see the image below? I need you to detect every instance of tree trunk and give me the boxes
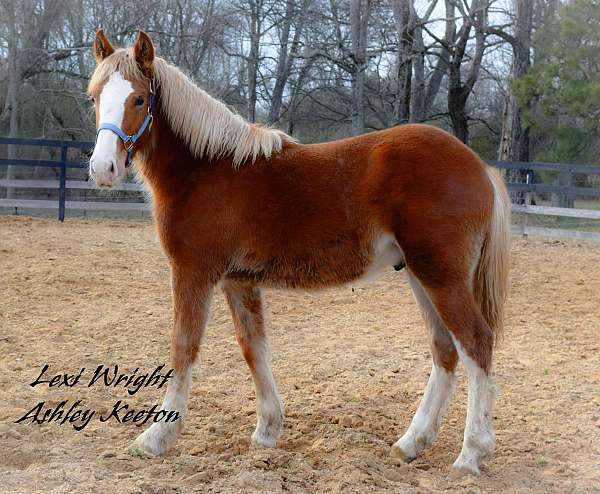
[448,91,470,143]
[446,0,487,144]
[287,57,314,136]
[409,1,438,122]
[350,0,370,135]
[74,0,87,92]
[503,0,533,204]
[551,173,574,208]
[268,0,310,125]
[247,0,261,123]
[5,1,20,199]
[411,22,426,122]
[267,0,293,125]
[510,0,532,163]
[392,0,413,125]
[424,0,455,117]
[498,89,512,161]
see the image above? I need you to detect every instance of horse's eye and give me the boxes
[90,97,95,103]
[135,96,144,107]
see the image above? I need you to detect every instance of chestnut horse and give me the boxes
[88,30,510,477]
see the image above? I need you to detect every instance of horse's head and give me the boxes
[88,30,156,187]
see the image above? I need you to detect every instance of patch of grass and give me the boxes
[350,393,361,403]
[128,446,147,458]
[513,212,600,233]
[512,197,600,233]
[575,200,600,211]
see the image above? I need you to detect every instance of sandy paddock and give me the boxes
[0,216,599,493]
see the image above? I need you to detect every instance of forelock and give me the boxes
[88,48,146,95]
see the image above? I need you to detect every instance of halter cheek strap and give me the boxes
[95,80,155,168]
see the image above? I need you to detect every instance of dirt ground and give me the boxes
[1,215,599,493]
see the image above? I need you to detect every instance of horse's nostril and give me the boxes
[109,162,114,174]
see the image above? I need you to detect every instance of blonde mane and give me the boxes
[89,49,292,167]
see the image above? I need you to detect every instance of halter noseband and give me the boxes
[95,79,155,167]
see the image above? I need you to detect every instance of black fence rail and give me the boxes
[1,137,599,240]
[490,159,600,175]
[490,159,600,200]
[0,137,93,221]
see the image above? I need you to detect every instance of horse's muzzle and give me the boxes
[90,158,118,188]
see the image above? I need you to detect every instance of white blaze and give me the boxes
[90,72,134,183]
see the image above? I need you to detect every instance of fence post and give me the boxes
[58,145,67,222]
[521,169,533,237]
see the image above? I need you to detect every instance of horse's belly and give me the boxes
[226,233,404,289]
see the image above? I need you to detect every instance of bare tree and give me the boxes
[445,0,489,143]
[492,0,533,164]
[267,0,311,125]
[246,0,264,122]
[396,0,437,123]
[392,0,413,124]
[349,0,371,135]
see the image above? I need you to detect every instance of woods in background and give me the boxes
[0,0,598,165]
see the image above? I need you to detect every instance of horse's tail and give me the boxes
[475,166,511,344]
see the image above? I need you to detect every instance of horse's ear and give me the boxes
[94,29,114,64]
[133,31,155,76]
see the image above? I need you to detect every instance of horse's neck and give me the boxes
[137,111,211,200]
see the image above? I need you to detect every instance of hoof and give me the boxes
[131,423,180,457]
[251,410,283,449]
[451,434,493,478]
[390,444,416,463]
[251,431,277,448]
[130,431,164,457]
[391,431,429,463]
[450,459,481,479]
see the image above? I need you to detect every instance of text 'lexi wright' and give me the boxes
[14,364,178,432]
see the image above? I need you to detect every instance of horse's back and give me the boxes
[298,123,494,231]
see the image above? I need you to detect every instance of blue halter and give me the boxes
[95,79,155,167]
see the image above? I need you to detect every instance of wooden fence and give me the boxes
[491,160,600,241]
[1,137,600,240]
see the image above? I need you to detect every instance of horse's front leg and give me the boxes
[132,266,214,456]
[222,281,284,448]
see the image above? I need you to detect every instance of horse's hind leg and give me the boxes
[223,281,284,448]
[435,285,496,476]
[409,266,496,476]
[132,266,213,456]
[391,273,458,462]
